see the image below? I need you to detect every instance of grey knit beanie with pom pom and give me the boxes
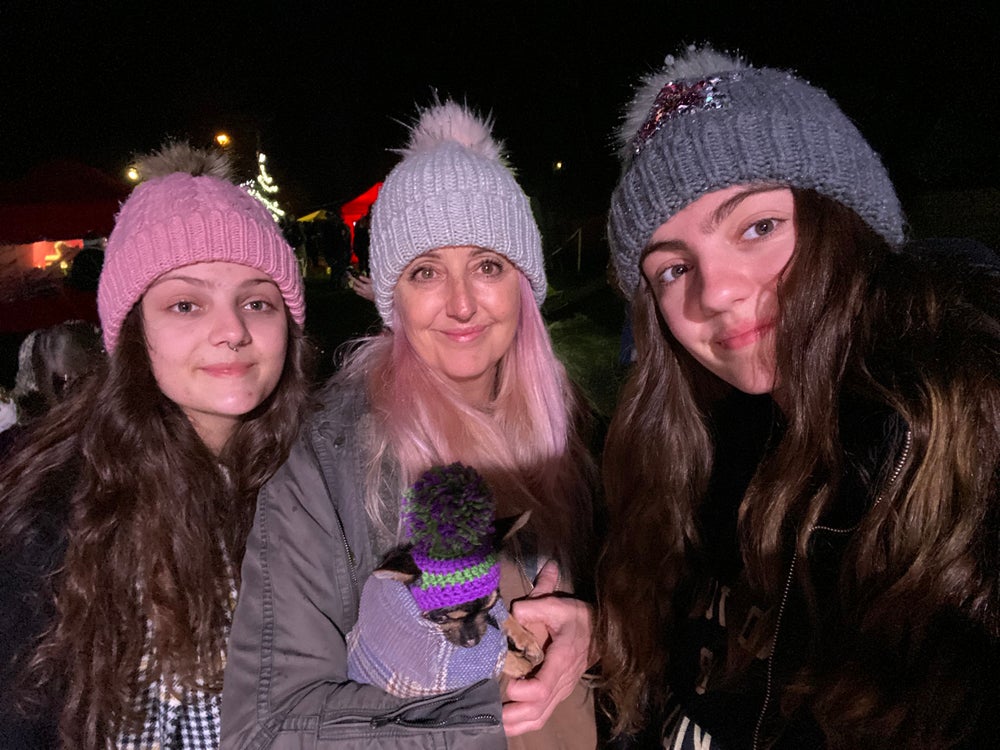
[369,100,546,325]
[608,46,905,299]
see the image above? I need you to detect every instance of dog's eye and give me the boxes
[429,613,451,624]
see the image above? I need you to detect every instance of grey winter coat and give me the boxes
[221,374,506,749]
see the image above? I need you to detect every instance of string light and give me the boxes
[244,151,286,220]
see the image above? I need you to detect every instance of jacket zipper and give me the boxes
[309,427,359,599]
[365,683,501,729]
[370,712,500,729]
[751,429,912,750]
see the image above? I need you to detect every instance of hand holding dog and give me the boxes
[502,560,595,736]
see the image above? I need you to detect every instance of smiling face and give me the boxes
[140,261,289,454]
[394,245,522,405]
[641,185,796,395]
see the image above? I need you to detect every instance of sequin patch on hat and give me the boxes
[632,76,728,155]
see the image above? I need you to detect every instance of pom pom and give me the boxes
[404,463,495,560]
[618,44,747,160]
[400,99,507,165]
[133,141,233,183]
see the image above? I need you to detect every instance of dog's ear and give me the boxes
[494,510,531,547]
[373,545,421,584]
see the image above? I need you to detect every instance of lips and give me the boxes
[201,362,253,377]
[442,326,486,343]
[717,321,774,350]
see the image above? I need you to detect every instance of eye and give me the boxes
[659,264,690,285]
[478,258,505,276]
[742,218,778,240]
[408,265,437,281]
[244,299,275,312]
[169,300,197,314]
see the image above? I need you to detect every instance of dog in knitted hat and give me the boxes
[346,463,543,698]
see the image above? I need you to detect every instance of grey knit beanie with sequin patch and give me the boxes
[369,99,546,325]
[608,46,906,299]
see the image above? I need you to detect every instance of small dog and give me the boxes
[372,513,544,672]
[346,463,543,697]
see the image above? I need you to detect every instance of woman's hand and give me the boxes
[348,272,374,302]
[502,560,595,736]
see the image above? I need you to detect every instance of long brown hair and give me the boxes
[597,189,1000,746]
[0,305,313,747]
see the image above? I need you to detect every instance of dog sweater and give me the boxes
[347,575,508,697]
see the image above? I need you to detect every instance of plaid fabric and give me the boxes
[347,575,507,698]
[116,576,234,749]
[117,676,220,750]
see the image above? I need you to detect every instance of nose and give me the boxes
[693,257,753,315]
[211,304,251,350]
[460,621,483,648]
[445,273,476,321]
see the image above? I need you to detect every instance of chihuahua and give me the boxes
[372,510,543,679]
[346,463,544,697]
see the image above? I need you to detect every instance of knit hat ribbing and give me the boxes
[97,143,305,352]
[403,463,500,611]
[608,46,906,299]
[369,100,546,325]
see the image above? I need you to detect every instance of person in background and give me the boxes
[597,46,999,749]
[346,266,375,302]
[0,388,15,438]
[1,319,103,459]
[9,319,103,422]
[65,232,105,292]
[352,207,371,275]
[0,142,312,749]
[223,99,598,749]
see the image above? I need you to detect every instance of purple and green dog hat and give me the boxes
[403,462,500,611]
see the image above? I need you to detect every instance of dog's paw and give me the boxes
[502,618,545,668]
[520,637,544,667]
[502,650,537,679]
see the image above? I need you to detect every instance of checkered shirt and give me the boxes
[115,577,234,749]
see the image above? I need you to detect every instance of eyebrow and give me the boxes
[701,185,786,234]
[419,246,497,259]
[641,184,788,259]
[148,274,277,289]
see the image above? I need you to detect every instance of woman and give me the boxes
[1,320,104,460]
[1,320,103,457]
[223,100,597,749]
[597,47,999,749]
[0,143,312,748]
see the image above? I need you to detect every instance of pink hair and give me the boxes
[350,274,591,573]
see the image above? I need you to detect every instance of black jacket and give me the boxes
[0,461,72,749]
[653,240,1000,749]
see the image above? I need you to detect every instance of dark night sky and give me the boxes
[2,1,997,224]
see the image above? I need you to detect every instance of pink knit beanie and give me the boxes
[97,143,305,352]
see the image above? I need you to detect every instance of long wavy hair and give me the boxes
[0,304,313,748]
[597,189,1000,747]
[341,273,595,584]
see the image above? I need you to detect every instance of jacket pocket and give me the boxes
[316,680,504,748]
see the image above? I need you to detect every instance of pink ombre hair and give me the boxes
[344,274,593,577]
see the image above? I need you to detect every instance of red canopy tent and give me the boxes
[339,182,381,241]
[0,160,128,245]
[0,161,125,332]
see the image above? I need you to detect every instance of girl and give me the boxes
[0,143,312,748]
[598,47,999,749]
